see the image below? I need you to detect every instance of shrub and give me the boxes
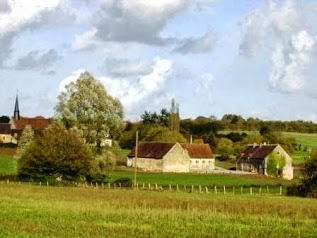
[18,123,94,181]
[113,177,132,187]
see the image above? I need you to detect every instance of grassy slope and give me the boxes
[0,184,316,238]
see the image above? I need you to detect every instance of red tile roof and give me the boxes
[127,142,214,159]
[128,142,175,159]
[181,143,214,158]
[239,144,277,160]
[13,117,51,130]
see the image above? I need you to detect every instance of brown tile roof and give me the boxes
[239,144,278,160]
[0,123,11,134]
[128,142,176,159]
[127,142,214,159]
[181,143,214,158]
[13,117,51,130]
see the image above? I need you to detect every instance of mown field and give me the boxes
[0,183,317,238]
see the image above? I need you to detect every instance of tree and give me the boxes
[55,72,124,153]
[16,125,34,159]
[266,152,286,177]
[141,108,170,127]
[0,115,9,123]
[216,138,233,161]
[18,123,94,181]
[143,125,186,143]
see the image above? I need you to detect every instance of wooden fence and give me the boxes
[1,179,286,196]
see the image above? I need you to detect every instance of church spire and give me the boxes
[14,94,20,120]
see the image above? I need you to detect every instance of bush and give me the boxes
[287,150,317,198]
[113,177,132,187]
[18,123,94,181]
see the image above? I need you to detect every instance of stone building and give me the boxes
[127,142,215,173]
[236,143,293,180]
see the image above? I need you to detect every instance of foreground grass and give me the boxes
[0,183,316,238]
[0,155,16,175]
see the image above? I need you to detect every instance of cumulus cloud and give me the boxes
[58,69,86,93]
[0,0,10,12]
[240,0,317,93]
[100,59,172,115]
[15,49,61,71]
[102,58,153,78]
[173,31,217,54]
[70,1,220,55]
[58,59,172,118]
[0,0,74,66]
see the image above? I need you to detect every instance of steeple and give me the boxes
[14,94,20,121]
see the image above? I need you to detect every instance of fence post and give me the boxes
[223,186,226,195]
[241,187,243,194]
[205,186,209,193]
[108,183,111,189]
[259,187,262,195]
[176,184,179,192]
[280,186,282,196]
[199,185,202,193]
[169,184,172,191]
[191,185,194,193]
[233,186,235,195]
[214,186,217,194]
[250,187,253,195]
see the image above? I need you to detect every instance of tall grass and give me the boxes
[0,183,316,237]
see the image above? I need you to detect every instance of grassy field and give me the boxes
[0,155,16,175]
[109,169,294,187]
[0,183,316,238]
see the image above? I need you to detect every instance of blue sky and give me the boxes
[1,0,317,121]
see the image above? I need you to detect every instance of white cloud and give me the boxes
[59,59,172,118]
[240,0,317,94]
[103,58,153,78]
[0,0,10,12]
[269,31,316,92]
[58,69,86,93]
[15,49,61,71]
[100,59,172,115]
[174,31,217,54]
[77,0,186,46]
[0,0,60,33]
[0,0,61,65]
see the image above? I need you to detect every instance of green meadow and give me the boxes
[0,183,317,238]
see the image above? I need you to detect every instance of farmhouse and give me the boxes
[236,143,293,180]
[127,142,215,173]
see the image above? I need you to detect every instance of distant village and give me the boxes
[0,95,294,180]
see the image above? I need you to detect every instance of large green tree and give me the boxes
[55,72,124,153]
[18,123,94,181]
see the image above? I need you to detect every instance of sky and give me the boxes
[1,0,317,122]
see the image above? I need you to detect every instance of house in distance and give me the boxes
[236,143,293,180]
[127,142,215,173]
[0,95,51,144]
